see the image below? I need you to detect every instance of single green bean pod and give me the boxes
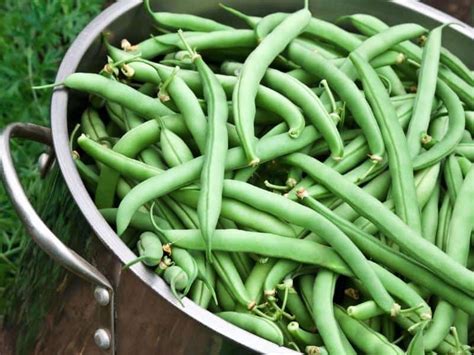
[160,127,194,167]
[287,321,322,346]
[144,0,231,32]
[164,265,189,303]
[217,312,284,346]
[123,232,163,268]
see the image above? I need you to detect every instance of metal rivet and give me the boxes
[94,286,110,306]
[94,328,111,350]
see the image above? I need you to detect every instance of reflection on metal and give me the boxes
[94,286,111,306]
[38,153,50,177]
[94,329,111,350]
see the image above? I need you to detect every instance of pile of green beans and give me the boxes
[49,1,474,353]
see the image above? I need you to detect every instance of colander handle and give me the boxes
[0,123,113,290]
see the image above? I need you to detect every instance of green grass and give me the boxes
[0,0,106,316]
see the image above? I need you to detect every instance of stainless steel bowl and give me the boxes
[1,1,472,354]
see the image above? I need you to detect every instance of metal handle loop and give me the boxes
[0,123,112,290]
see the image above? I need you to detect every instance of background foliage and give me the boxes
[0,0,106,318]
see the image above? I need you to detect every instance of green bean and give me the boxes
[217,312,284,345]
[123,231,163,268]
[444,154,464,203]
[282,153,474,295]
[66,74,174,119]
[222,61,343,159]
[454,143,474,161]
[163,266,189,303]
[347,301,382,320]
[78,127,319,188]
[155,198,185,229]
[160,127,194,167]
[233,6,310,165]
[242,259,277,307]
[109,50,311,135]
[454,310,469,345]
[172,189,297,238]
[296,38,342,60]
[190,252,216,309]
[169,246,198,295]
[446,164,474,269]
[421,182,440,244]
[100,114,161,177]
[105,100,191,137]
[413,79,465,170]
[439,47,474,86]
[288,134,373,201]
[215,280,235,311]
[233,122,289,183]
[222,180,397,314]
[154,65,207,154]
[264,259,299,297]
[457,156,472,176]
[352,162,441,235]
[348,262,431,321]
[74,158,98,191]
[334,306,404,355]
[213,251,254,309]
[466,111,474,135]
[254,12,286,41]
[287,42,385,162]
[423,301,457,350]
[134,30,256,59]
[312,270,347,354]
[162,196,197,229]
[333,171,391,222]
[437,66,474,109]
[302,159,388,200]
[112,126,320,233]
[309,129,362,157]
[175,37,230,261]
[406,24,448,157]
[151,211,474,315]
[461,130,472,143]
[229,253,251,281]
[81,108,108,142]
[287,322,322,347]
[281,288,315,332]
[266,15,414,97]
[218,4,260,29]
[144,0,231,32]
[436,193,452,252]
[350,51,421,233]
[298,275,315,317]
[342,24,426,76]
[338,14,474,108]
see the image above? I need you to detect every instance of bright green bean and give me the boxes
[313,270,347,354]
[144,0,232,32]
[222,61,343,159]
[282,153,474,295]
[413,79,465,170]
[221,180,397,314]
[406,24,447,157]
[334,306,404,355]
[218,312,284,345]
[287,42,385,162]
[233,6,310,165]
[350,51,421,233]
